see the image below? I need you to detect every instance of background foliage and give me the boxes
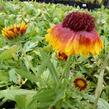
[75,0,104,4]
[0,0,109,109]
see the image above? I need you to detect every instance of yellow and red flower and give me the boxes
[45,12,103,58]
[74,77,87,91]
[2,22,27,39]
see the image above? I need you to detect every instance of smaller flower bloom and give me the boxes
[57,52,68,61]
[74,77,87,91]
[2,22,27,39]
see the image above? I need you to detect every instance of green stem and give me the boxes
[94,53,109,108]
[47,61,59,85]
[62,56,73,78]
[94,69,105,109]
[40,50,59,85]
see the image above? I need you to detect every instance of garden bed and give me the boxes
[0,1,109,109]
[37,0,101,10]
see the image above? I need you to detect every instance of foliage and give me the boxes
[0,0,109,109]
[75,0,104,4]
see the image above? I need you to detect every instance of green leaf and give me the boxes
[40,50,59,85]
[28,85,65,108]
[16,68,38,83]
[0,87,36,101]
[98,98,109,109]
[0,45,17,60]
[28,88,56,108]
[15,93,34,109]
[15,95,27,109]
[87,95,109,109]
[0,70,9,81]
[23,55,33,71]
[8,69,17,83]
[23,41,37,53]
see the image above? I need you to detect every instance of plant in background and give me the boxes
[75,0,104,4]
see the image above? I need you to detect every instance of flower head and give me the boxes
[57,52,68,61]
[74,77,87,91]
[45,12,103,58]
[2,22,27,39]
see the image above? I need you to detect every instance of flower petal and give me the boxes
[45,24,103,57]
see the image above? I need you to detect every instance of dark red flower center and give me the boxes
[74,78,87,91]
[62,12,95,32]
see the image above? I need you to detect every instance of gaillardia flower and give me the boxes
[45,12,103,57]
[2,22,27,39]
[74,77,87,91]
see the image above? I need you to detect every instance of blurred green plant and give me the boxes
[75,0,104,4]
